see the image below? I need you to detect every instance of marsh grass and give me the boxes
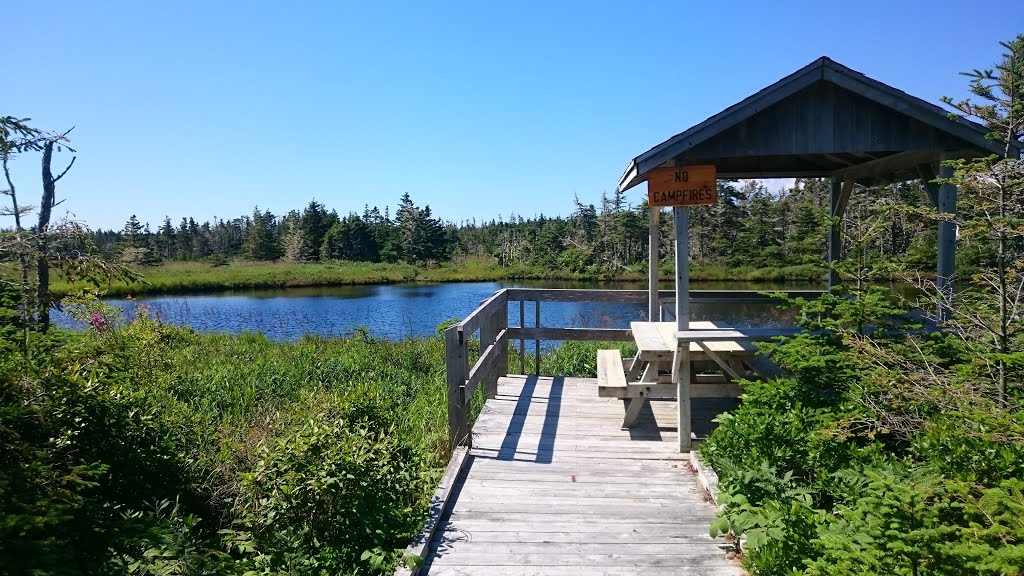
[48,257,828,297]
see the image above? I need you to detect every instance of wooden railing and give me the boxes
[443,289,510,450]
[443,288,821,450]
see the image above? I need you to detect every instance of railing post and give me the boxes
[496,298,508,379]
[480,309,498,398]
[534,300,541,375]
[519,298,526,374]
[444,326,469,451]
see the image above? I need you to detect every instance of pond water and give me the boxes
[55,279,824,341]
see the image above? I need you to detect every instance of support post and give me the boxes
[828,176,842,289]
[937,152,958,320]
[649,206,660,321]
[445,326,469,451]
[673,206,691,453]
[828,178,854,289]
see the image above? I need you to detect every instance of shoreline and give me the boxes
[50,260,831,298]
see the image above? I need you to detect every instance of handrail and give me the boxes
[465,329,509,397]
[443,287,815,452]
[505,288,824,303]
[459,289,508,335]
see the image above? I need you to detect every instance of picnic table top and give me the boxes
[630,321,758,355]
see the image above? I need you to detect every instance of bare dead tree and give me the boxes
[35,131,76,330]
[1,122,75,333]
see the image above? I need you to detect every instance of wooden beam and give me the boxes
[696,342,744,380]
[502,288,824,303]
[717,169,831,179]
[922,179,939,209]
[496,299,508,381]
[917,163,939,207]
[676,328,803,341]
[480,312,498,398]
[518,298,525,374]
[534,301,540,375]
[823,153,857,167]
[507,327,633,342]
[599,381,744,399]
[831,150,938,182]
[827,178,853,288]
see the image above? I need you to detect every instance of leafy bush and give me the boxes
[0,334,210,574]
[228,417,424,574]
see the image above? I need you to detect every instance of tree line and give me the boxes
[93,180,943,275]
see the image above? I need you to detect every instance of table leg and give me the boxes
[696,342,744,381]
[626,355,643,381]
[621,386,651,428]
[622,360,661,428]
[640,361,659,382]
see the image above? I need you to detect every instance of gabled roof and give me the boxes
[618,57,1020,191]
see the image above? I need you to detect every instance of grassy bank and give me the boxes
[50,258,828,297]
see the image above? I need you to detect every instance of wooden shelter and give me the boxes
[618,56,1021,317]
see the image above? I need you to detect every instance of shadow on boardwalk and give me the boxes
[420,375,745,576]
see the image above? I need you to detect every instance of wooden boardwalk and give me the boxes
[418,375,745,576]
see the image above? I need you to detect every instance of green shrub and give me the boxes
[701,284,1024,576]
[228,416,425,574]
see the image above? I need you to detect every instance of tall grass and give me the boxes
[109,319,452,471]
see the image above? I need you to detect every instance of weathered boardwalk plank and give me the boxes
[419,375,744,576]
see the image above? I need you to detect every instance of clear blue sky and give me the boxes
[5,1,1020,231]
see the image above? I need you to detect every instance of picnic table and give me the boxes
[598,321,796,428]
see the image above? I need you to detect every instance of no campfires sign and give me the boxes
[647,165,717,207]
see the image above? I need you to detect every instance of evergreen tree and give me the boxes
[243,207,281,261]
[321,214,379,261]
[297,200,336,262]
[935,35,1024,405]
[158,216,176,260]
[394,192,420,262]
[117,215,161,265]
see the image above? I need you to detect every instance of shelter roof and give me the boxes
[618,57,1021,191]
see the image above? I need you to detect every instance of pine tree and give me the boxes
[936,35,1024,405]
[321,214,379,261]
[158,216,176,260]
[243,207,281,261]
[118,215,160,265]
[395,192,421,262]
